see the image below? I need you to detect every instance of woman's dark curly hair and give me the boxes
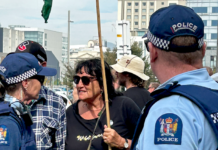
[75,58,122,100]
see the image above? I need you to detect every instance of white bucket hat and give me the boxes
[110,55,149,81]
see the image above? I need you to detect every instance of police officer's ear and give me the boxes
[149,42,158,63]
[21,79,29,91]
[202,42,206,58]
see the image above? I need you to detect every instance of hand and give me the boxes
[103,125,125,149]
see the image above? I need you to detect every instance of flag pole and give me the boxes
[95,0,112,150]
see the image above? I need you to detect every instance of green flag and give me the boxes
[41,0,53,23]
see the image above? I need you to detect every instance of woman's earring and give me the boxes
[100,90,103,94]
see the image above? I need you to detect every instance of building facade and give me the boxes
[187,0,218,69]
[117,0,186,36]
[0,25,67,80]
[117,0,186,57]
[69,40,108,69]
[0,27,24,53]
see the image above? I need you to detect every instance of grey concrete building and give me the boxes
[0,27,24,53]
[0,26,67,80]
[187,0,218,69]
[46,51,60,82]
[117,0,186,36]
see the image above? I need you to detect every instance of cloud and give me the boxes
[0,0,118,44]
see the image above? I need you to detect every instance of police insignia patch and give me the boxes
[154,113,182,145]
[0,125,10,145]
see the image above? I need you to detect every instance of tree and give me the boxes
[63,64,75,89]
[104,47,117,65]
[131,41,158,88]
[131,42,143,57]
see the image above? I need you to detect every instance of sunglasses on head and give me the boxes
[73,75,96,85]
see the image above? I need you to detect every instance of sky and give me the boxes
[0,0,118,45]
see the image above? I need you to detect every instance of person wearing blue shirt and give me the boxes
[131,5,218,150]
[0,53,57,150]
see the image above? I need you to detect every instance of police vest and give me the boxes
[131,82,218,150]
[0,101,36,150]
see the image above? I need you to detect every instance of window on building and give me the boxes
[135,9,138,13]
[204,33,206,39]
[150,2,154,6]
[135,22,138,25]
[211,56,216,69]
[134,15,138,19]
[128,3,131,6]
[212,20,218,26]
[127,15,131,19]
[135,2,138,6]
[212,7,218,13]
[127,9,131,13]
[203,20,207,26]
[211,33,217,39]
[150,9,154,13]
[45,33,47,39]
[192,7,207,13]
[142,15,146,19]
[142,9,146,13]
[142,2,146,6]
[45,41,47,46]
[162,2,164,5]
[137,31,145,36]
[169,3,177,6]
[142,21,146,26]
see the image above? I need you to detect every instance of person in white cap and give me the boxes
[111,55,153,110]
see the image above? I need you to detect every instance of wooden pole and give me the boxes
[95,0,111,150]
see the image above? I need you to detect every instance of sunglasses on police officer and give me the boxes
[144,39,150,52]
[73,75,97,85]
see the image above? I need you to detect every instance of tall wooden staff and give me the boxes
[95,0,112,150]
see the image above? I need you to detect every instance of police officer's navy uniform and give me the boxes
[0,94,36,150]
[0,53,57,150]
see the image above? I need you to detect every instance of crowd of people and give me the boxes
[0,4,217,150]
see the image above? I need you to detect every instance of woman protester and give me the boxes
[65,58,141,150]
[0,53,56,150]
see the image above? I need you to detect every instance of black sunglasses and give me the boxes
[73,76,96,85]
[144,39,150,52]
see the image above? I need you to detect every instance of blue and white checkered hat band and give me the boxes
[147,30,170,50]
[148,30,204,50]
[6,68,37,85]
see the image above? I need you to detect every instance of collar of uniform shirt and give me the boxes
[156,68,208,90]
[4,94,25,114]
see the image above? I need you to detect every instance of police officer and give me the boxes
[0,53,56,150]
[131,5,218,150]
